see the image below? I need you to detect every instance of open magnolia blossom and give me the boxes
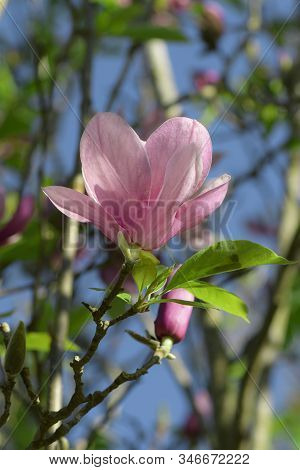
[43,113,230,250]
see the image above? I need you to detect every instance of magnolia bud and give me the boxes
[200,2,225,50]
[155,287,194,344]
[4,321,26,377]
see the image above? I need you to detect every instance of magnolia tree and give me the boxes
[0,0,299,451]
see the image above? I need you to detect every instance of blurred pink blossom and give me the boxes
[168,0,191,12]
[183,389,213,439]
[246,220,278,237]
[44,113,230,250]
[0,190,34,246]
[278,49,293,72]
[204,2,224,24]
[193,69,221,91]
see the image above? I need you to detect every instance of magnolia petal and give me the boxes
[146,117,212,200]
[175,174,231,232]
[119,200,179,250]
[43,186,122,243]
[158,143,203,204]
[157,215,183,248]
[80,112,151,203]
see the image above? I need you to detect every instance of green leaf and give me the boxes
[116,292,132,303]
[108,296,128,319]
[133,258,158,293]
[69,305,90,337]
[166,240,293,290]
[0,220,57,268]
[181,281,249,322]
[285,273,300,346]
[0,332,79,356]
[95,7,187,42]
[139,250,160,265]
[26,332,79,353]
[146,265,174,295]
[0,310,14,319]
[110,24,187,41]
[147,298,210,310]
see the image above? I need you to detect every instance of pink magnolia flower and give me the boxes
[0,190,34,246]
[43,113,230,250]
[193,69,221,91]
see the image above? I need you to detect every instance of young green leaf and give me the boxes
[147,297,211,310]
[133,258,158,293]
[181,281,249,322]
[108,296,128,319]
[166,240,293,290]
[116,292,132,303]
[139,250,160,265]
[146,265,174,295]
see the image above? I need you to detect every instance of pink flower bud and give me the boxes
[0,194,34,245]
[155,281,194,343]
[200,2,225,49]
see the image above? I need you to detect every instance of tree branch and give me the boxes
[29,353,160,449]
